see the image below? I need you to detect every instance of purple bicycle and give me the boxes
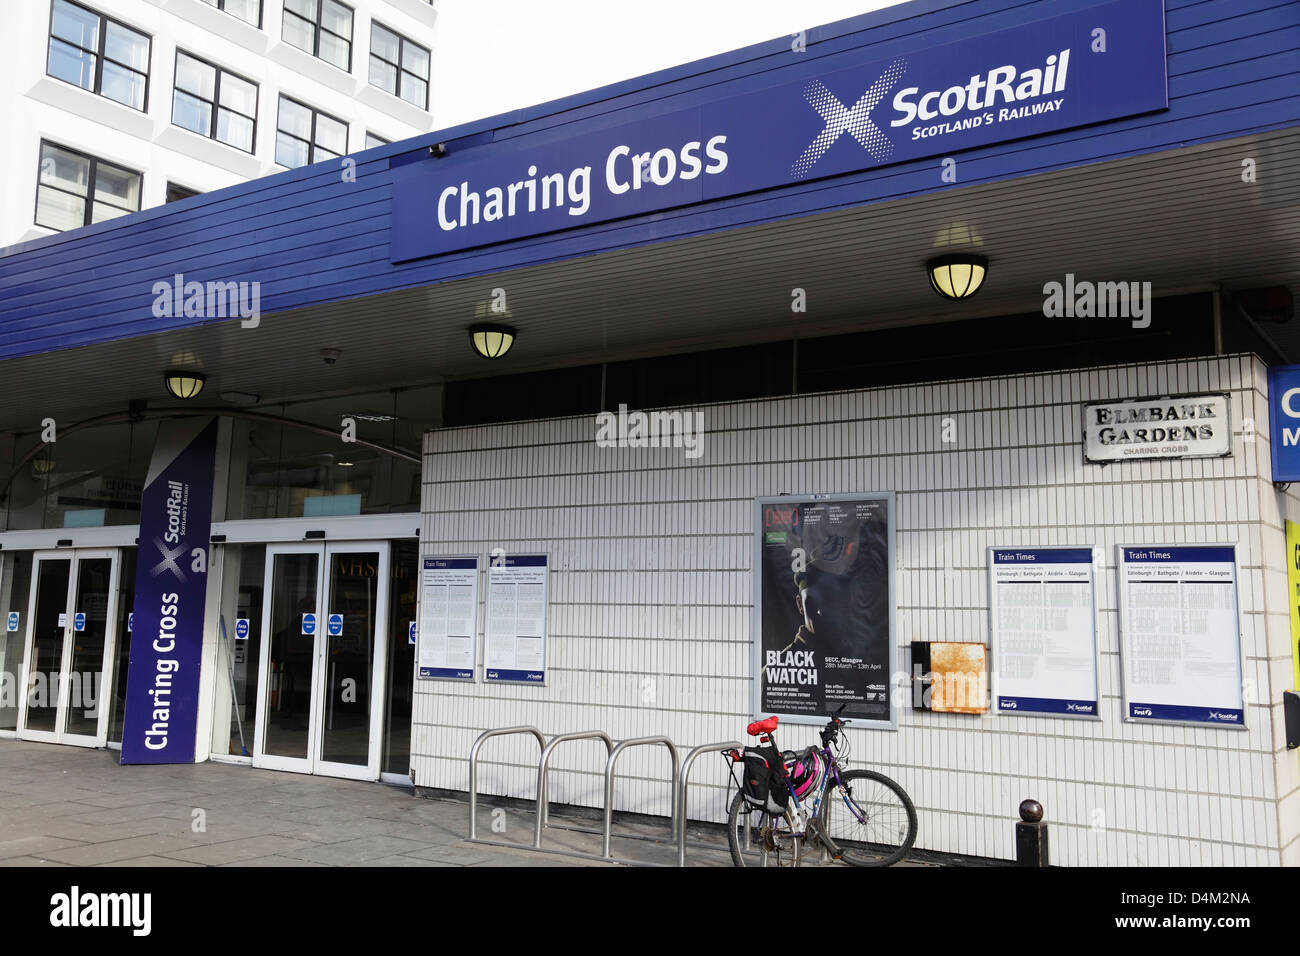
[724,705,917,867]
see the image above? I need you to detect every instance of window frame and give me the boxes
[166,182,202,204]
[46,0,152,112]
[364,131,391,149]
[275,94,348,169]
[368,20,429,110]
[171,50,260,154]
[201,0,263,29]
[281,0,354,73]
[34,140,143,233]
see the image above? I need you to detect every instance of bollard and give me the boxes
[1015,799,1049,866]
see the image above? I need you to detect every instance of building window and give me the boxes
[47,0,150,111]
[282,0,353,72]
[365,132,390,149]
[199,0,261,27]
[35,142,141,232]
[224,387,438,520]
[368,22,429,109]
[276,96,347,168]
[172,52,258,153]
[6,421,158,531]
[166,182,201,203]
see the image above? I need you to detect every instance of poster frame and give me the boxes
[986,545,1103,720]
[751,492,897,731]
[482,552,550,687]
[1116,542,1247,730]
[416,554,481,683]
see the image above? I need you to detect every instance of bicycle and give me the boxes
[723,705,917,867]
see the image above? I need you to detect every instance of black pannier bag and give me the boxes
[741,745,790,814]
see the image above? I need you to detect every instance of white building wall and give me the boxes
[429,0,904,130]
[415,353,1289,865]
[0,0,437,248]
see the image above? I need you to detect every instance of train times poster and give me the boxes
[752,493,896,728]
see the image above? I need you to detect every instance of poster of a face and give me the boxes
[754,494,894,726]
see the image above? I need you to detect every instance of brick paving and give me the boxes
[0,740,615,867]
[0,739,942,867]
[0,739,739,867]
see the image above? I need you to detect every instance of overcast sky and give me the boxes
[432,0,905,128]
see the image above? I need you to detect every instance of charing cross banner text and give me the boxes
[391,0,1167,262]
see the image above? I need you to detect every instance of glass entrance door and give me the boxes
[253,542,390,780]
[17,549,120,747]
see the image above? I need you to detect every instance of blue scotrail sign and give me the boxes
[392,0,1166,262]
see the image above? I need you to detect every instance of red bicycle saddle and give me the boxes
[747,715,779,735]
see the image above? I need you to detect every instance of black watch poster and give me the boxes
[753,494,895,727]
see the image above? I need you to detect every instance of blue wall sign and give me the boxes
[327,613,344,636]
[409,621,417,645]
[235,618,249,640]
[121,418,218,765]
[392,0,1166,262]
[73,612,85,632]
[302,613,317,636]
[127,612,133,633]
[1269,364,1300,481]
[6,611,17,632]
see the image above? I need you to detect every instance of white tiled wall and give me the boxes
[415,353,1290,865]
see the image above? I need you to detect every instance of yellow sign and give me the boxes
[1288,521,1300,692]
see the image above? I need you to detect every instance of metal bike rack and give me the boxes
[676,740,741,867]
[601,736,680,858]
[533,730,614,849]
[467,724,746,866]
[468,725,545,841]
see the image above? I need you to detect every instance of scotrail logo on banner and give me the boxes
[121,418,218,764]
[391,0,1166,262]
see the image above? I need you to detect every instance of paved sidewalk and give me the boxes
[0,740,939,867]
[0,740,608,867]
[0,739,739,867]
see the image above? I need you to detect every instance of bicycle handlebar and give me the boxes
[820,705,850,746]
[739,708,849,748]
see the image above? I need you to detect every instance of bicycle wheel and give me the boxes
[726,791,802,867]
[819,769,917,866]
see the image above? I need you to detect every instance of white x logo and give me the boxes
[151,538,187,582]
[791,58,908,179]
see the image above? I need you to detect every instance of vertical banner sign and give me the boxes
[754,494,895,727]
[1269,364,1300,482]
[988,547,1100,717]
[418,556,480,681]
[483,554,548,684]
[121,418,218,763]
[1117,545,1245,727]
